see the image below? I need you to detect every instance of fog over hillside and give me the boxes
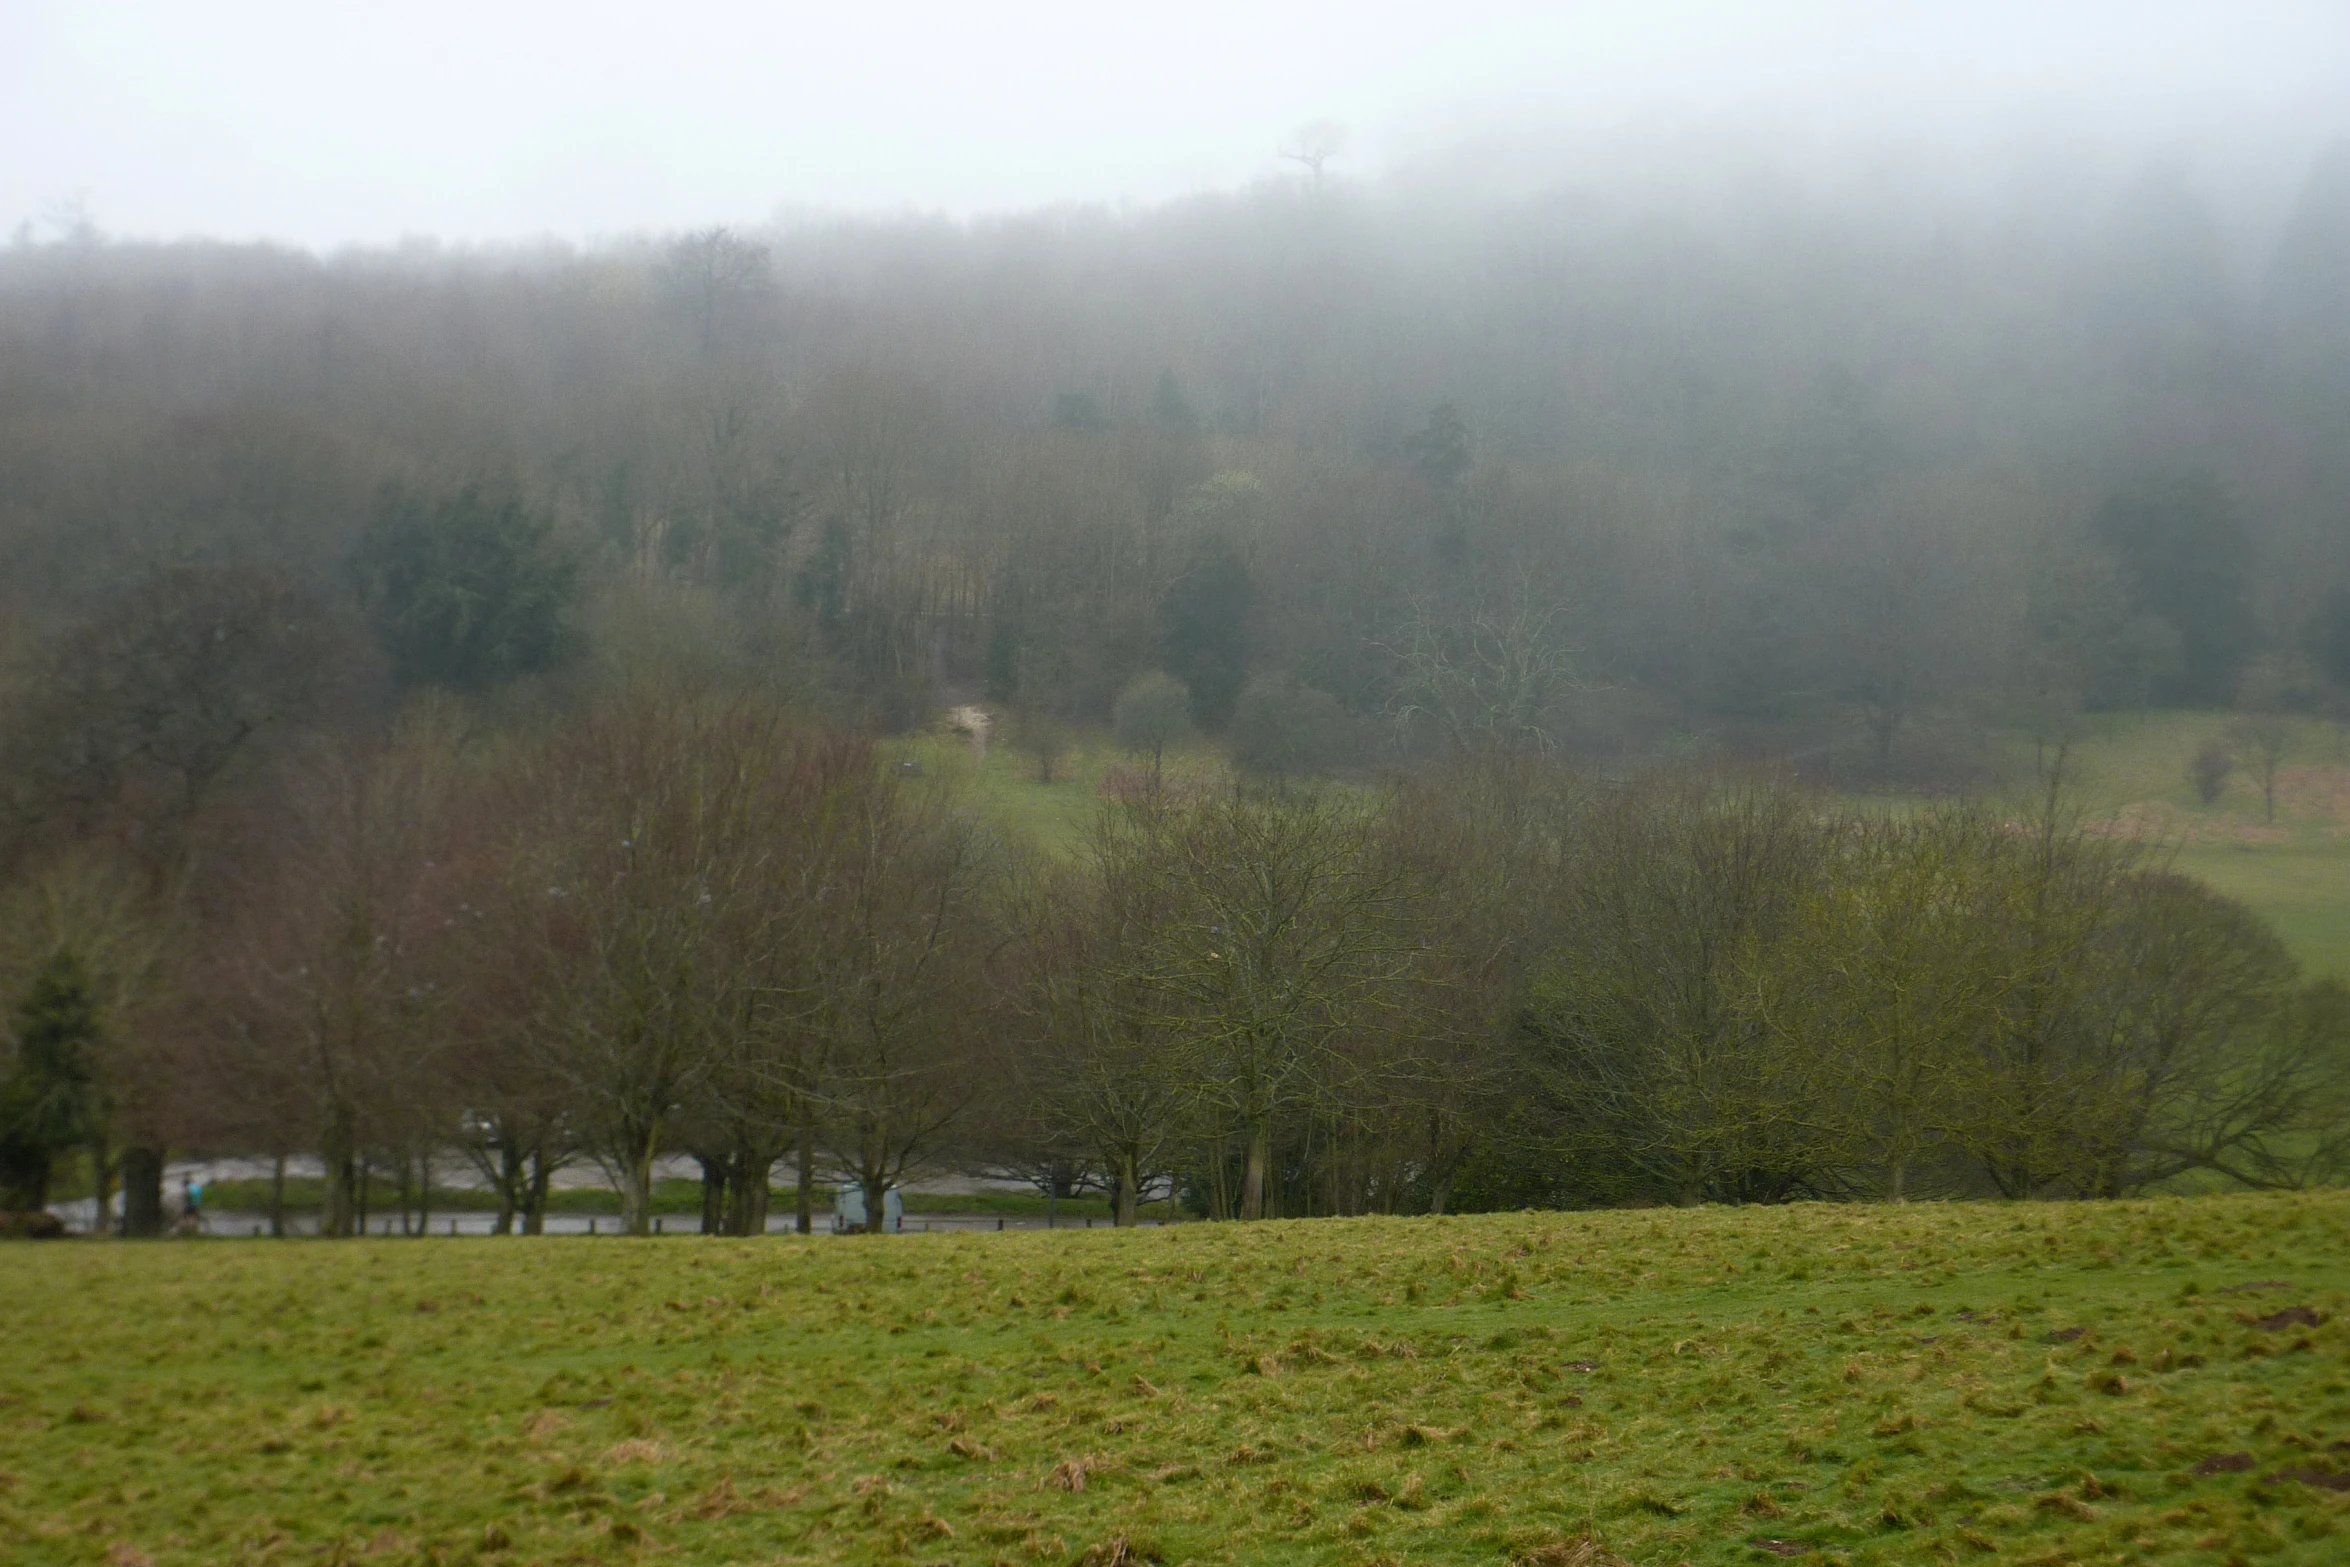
[5,3,2350,1238]
[5,102,2348,776]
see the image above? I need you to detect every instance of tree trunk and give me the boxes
[730,1150,773,1237]
[1886,1160,1908,1203]
[322,1109,356,1237]
[1240,1117,1272,1221]
[416,1148,432,1238]
[1426,1109,1451,1216]
[697,1154,729,1236]
[524,1146,552,1235]
[269,1153,287,1238]
[121,1146,164,1237]
[1114,1150,1138,1227]
[617,1148,654,1237]
[89,1133,114,1234]
[795,1098,816,1235]
[862,1169,891,1234]
[493,1142,520,1235]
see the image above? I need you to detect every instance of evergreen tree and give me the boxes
[352,482,577,691]
[2263,142,2350,369]
[0,952,104,1210]
[2313,586,2350,693]
[2094,471,2257,704]
[1230,674,1359,780]
[1159,536,1253,729]
[1406,403,1471,488]
[1150,369,1199,433]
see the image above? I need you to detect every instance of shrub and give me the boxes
[1228,675,1358,779]
[2189,739,2234,804]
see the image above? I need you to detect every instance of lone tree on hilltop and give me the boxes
[1279,120,1347,187]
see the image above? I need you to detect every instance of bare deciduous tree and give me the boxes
[661,227,772,358]
[483,692,792,1234]
[1120,789,1416,1220]
[2228,718,2295,824]
[807,765,1001,1232]
[210,714,458,1236]
[1279,120,1347,187]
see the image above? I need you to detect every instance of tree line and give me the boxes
[6,677,2343,1232]
[5,134,2350,1228]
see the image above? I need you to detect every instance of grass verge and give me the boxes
[4,1192,2349,1564]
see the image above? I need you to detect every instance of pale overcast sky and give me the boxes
[2,1,2345,249]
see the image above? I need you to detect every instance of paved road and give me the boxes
[54,1204,1173,1238]
[47,1153,1169,1237]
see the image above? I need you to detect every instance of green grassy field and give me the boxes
[1809,709,2350,984]
[7,1192,2350,1566]
[2045,713,2348,819]
[2169,844,2350,985]
[2039,711,2350,984]
[890,728,1227,859]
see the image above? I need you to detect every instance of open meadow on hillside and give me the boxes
[6,1193,2350,1567]
[903,707,2350,985]
[2008,711,2350,983]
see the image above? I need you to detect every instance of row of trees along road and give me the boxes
[6,677,2345,1230]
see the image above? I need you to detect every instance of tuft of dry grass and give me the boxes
[1512,1536,1630,1567]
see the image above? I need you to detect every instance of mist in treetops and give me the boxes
[4,113,2347,767]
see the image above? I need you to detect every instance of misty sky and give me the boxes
[4,0,2347,250]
